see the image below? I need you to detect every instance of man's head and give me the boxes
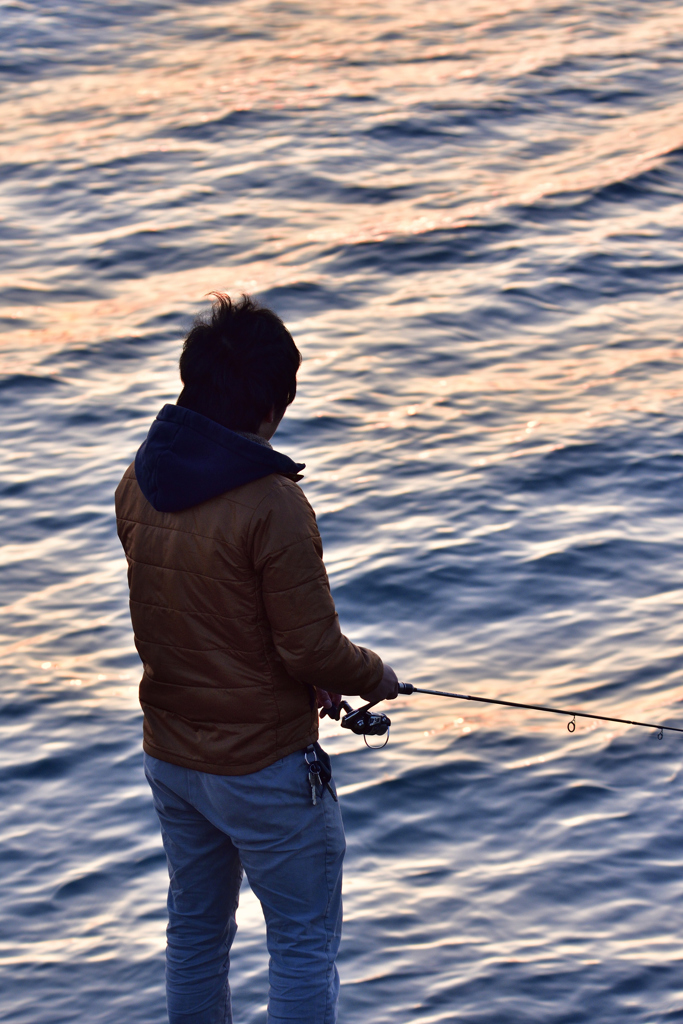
[177,293,301,436]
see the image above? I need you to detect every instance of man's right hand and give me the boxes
[359,663,399,704]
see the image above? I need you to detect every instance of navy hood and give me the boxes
[134,404,305,513]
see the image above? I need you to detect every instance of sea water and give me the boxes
[2,1,683,1021]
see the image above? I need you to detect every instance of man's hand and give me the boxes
[315,687,342,711]
[359,663,399,704]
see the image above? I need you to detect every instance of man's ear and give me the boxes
[263,406,276,424]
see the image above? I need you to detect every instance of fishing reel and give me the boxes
[321,699,392,748]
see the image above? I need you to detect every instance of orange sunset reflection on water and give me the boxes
[2,0,683,732]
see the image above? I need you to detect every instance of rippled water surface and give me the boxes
[4,1,683,1021]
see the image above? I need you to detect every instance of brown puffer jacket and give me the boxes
[115,461,383,775]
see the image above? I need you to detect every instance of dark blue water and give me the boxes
[3,1,683,1020]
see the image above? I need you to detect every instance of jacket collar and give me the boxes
[134,404,304,513]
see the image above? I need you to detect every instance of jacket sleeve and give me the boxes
[248,478,383,695]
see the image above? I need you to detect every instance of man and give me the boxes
[115,293,398,1024]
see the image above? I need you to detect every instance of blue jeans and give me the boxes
[144,750,345,1024]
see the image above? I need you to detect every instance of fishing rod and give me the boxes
[322,682,683,746]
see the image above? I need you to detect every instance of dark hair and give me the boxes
[177,293,301,433]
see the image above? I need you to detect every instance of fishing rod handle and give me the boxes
[398,682,414,695]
